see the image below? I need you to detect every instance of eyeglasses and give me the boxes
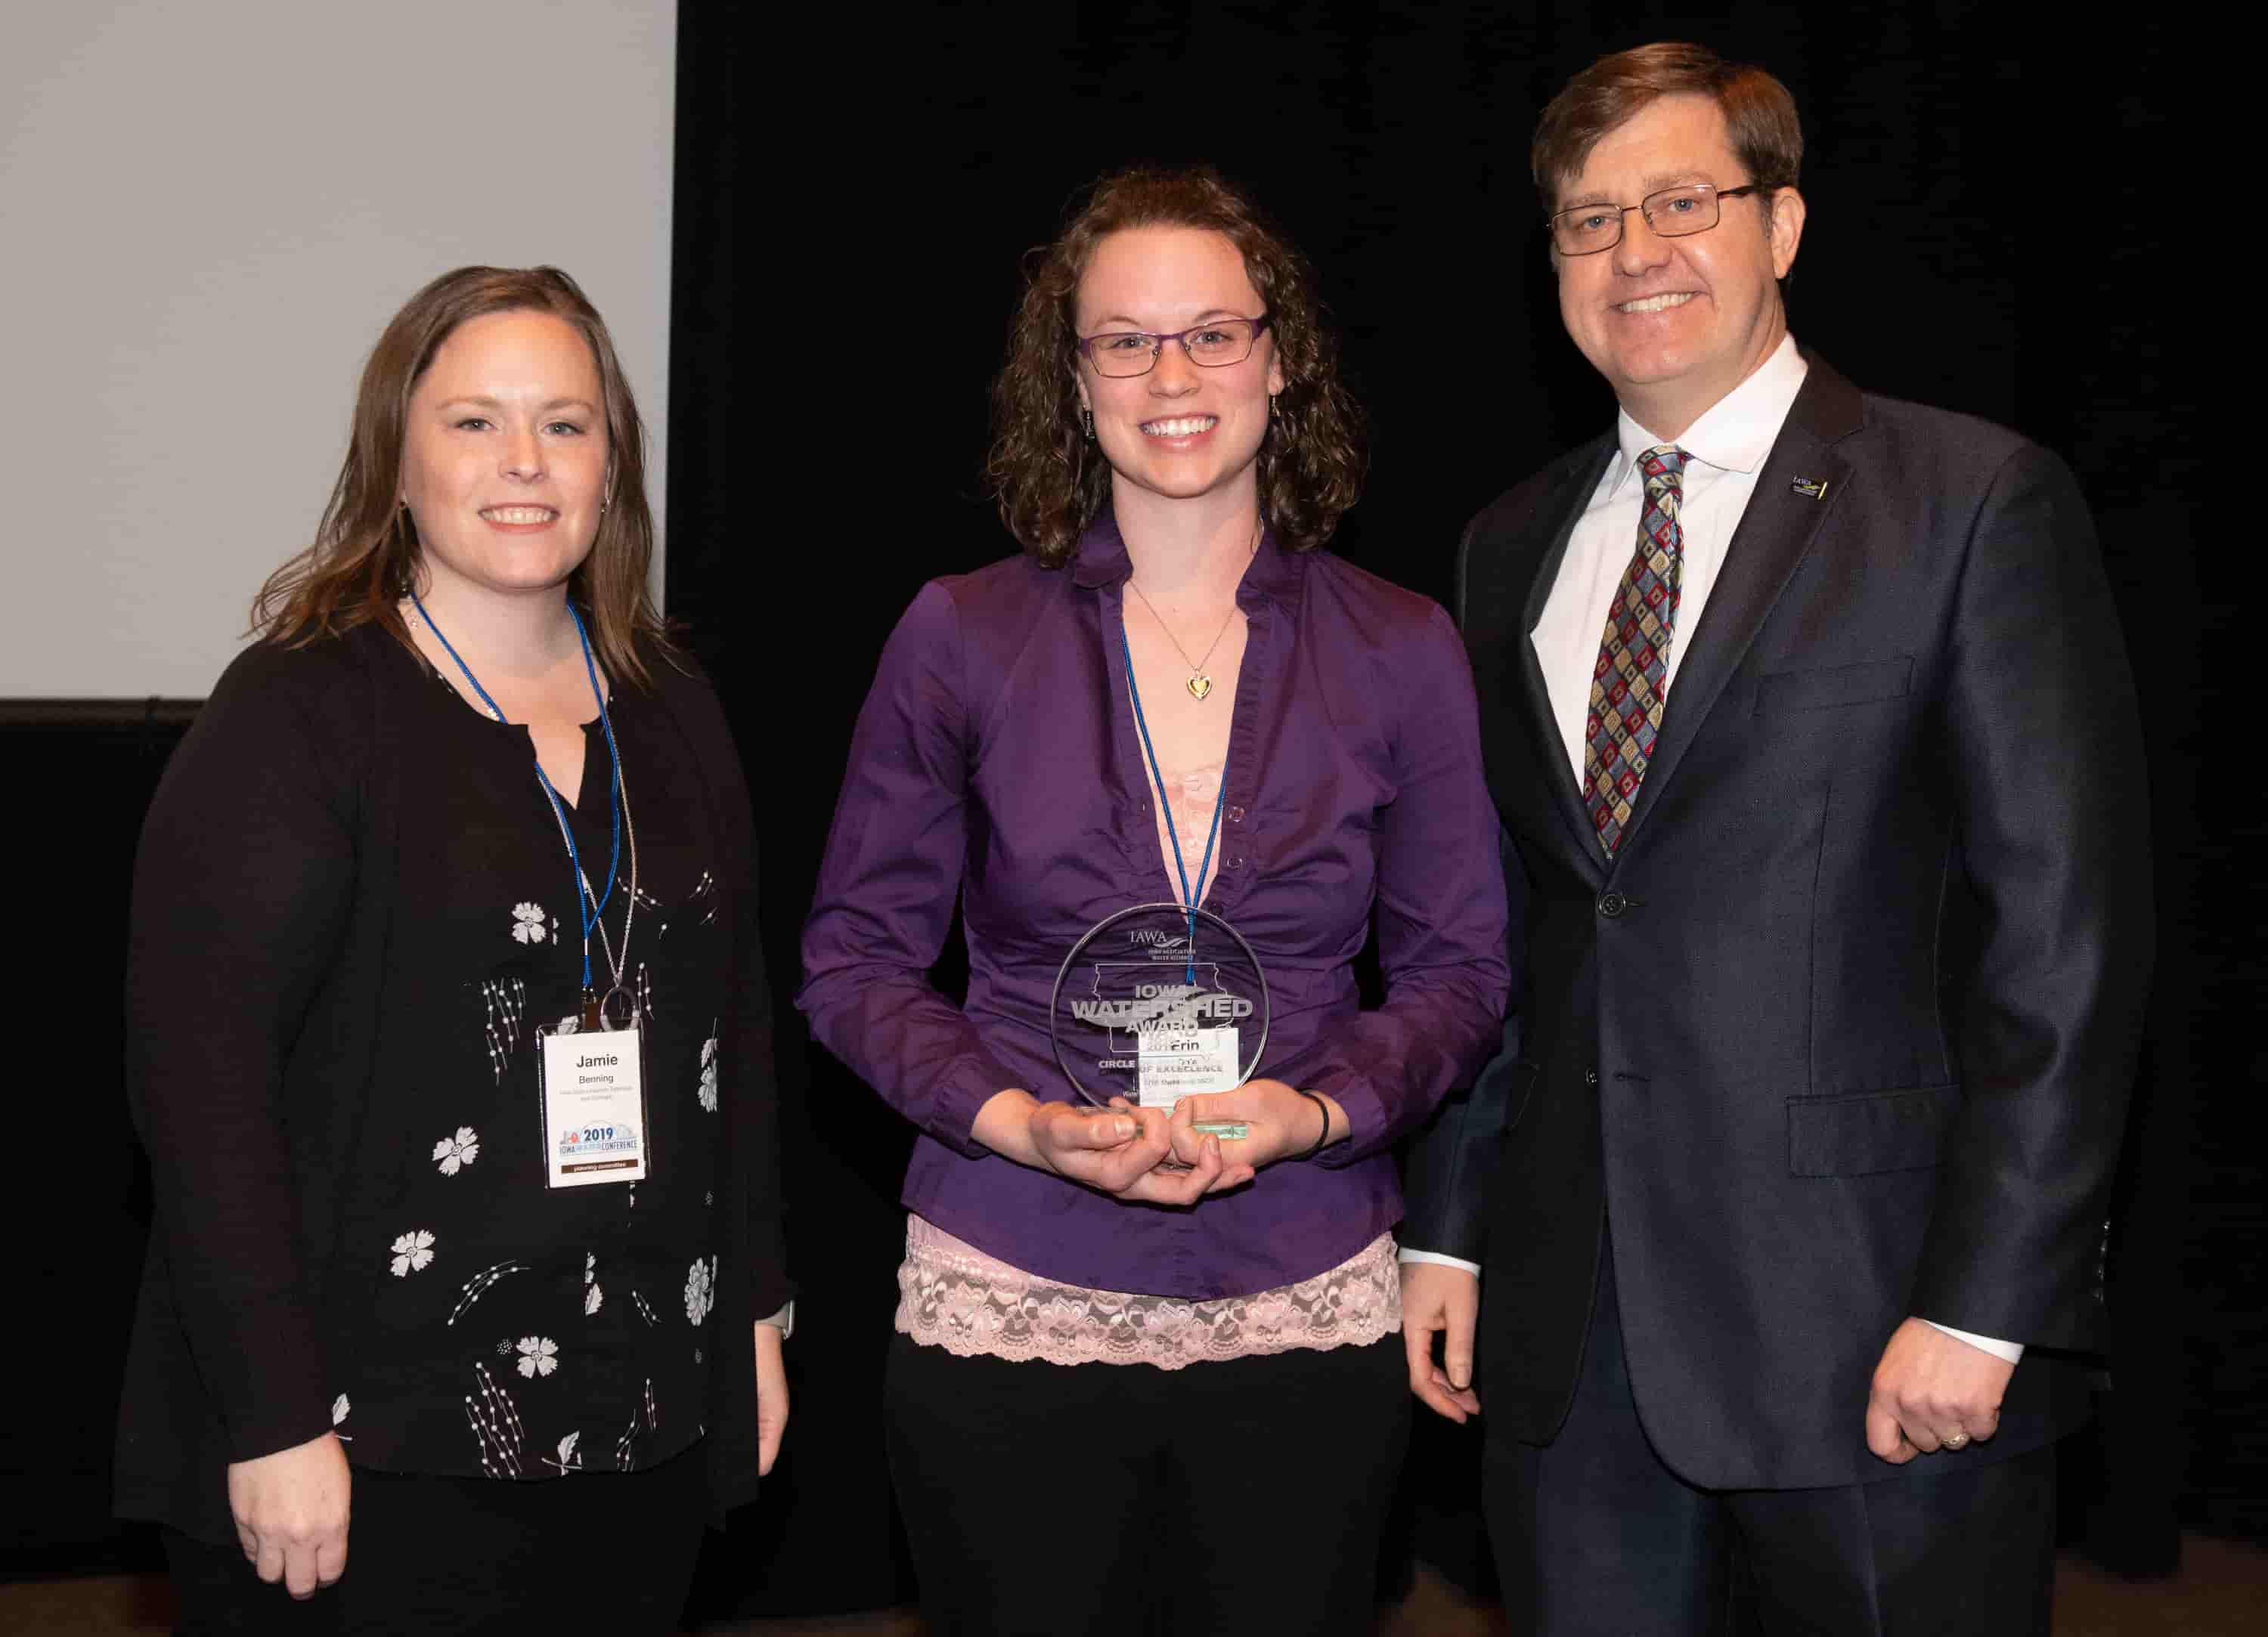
[1075,315,1271,379]
[1547,183,1766,256]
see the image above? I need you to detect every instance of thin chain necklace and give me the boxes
[1124,521,1259,701]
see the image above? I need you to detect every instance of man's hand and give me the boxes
[226,1431,351,1598]
[1402,1261,1483,1423]
[754,1320,789,1475]
[1865,1317,2015,1463]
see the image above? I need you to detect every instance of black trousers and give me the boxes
[163,1440,709,1636]
[1483,1249,2057,1636]
[885,1330,1411,1637]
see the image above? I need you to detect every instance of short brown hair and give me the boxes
[252,265,674,686]
[985,166,1365,565]
[1532,42,1803,210]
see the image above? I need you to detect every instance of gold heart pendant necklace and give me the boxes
[1126,578,1238,704]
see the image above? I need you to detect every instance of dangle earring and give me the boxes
[1082,407,1095,443]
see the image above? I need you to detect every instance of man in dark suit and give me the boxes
[1399,42,2150,1634]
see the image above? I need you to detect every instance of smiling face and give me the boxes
[399,308,609,605]
[1553,92,1805,439]
[1073,225,1284,515]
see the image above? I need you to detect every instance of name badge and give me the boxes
[1136,1023,1241,1108]
[539,1028,649,1187]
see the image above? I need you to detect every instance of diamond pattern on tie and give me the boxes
[1583,445,1688,855]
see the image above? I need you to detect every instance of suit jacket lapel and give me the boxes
[1523,451,1616,877]
[1612,358,1867,855]
[1464,438,1616,881]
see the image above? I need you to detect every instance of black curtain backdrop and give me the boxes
[663,0,2222,1620]
[0,1,2229,1624]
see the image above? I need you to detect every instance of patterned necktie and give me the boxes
[1582,444,1689,855]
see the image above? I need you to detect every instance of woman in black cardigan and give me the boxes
[116,266,789,1634]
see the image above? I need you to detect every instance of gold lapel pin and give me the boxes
[1790,476,1830,500]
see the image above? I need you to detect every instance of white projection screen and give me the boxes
[1,1,677,699]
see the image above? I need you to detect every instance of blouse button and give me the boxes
[1227,805,1246,824]
[1228,855,1246,870]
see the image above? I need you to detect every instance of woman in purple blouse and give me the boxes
[799,166,1509,1636]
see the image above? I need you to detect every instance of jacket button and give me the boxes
[1597,890,1628,918]
[1227,805,1246,824]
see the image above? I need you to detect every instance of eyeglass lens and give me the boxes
[1085,320,1262,378]
[1551,184,1723,255]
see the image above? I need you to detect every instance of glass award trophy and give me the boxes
[1049,902,1270,1138]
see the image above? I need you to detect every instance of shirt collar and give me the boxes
[1069,506,1303,606]
[1605,333,1808,497]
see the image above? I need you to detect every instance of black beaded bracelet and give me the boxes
[1294,1088,1333,1159]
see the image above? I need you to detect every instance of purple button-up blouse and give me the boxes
[798,515,1509,1299]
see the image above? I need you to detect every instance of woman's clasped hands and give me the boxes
[974,1081,1340,1206]
[1166,1078,1342,1174]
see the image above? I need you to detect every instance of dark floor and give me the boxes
[2,1540,2263,1635]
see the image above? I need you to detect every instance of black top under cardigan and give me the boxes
[115,620,789,1542]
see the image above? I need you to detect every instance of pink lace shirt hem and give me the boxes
[894,1215,1402,1369]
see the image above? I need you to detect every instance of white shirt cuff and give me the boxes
[1920,1318,2022,1363]
[1398,1249,1482,1276]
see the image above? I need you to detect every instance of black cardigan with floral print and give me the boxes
[116,620,788,1542]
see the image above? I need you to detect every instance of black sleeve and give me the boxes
[124,647,359,1462]
[728,779,792,1321]
[1911,441,2153,1346]
[1399,827,1529,1263]
[667,664,792,1317]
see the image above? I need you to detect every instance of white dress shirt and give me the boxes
[1532,333,1809,782]
[1403,336,2021,1366]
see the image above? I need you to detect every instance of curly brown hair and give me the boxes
[985,166,1365,565]
[250,265,675,687]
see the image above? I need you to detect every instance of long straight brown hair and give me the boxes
[252,265,674,685]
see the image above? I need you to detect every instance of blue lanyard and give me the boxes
[411,594,623,993]
[1120,618,1228,983]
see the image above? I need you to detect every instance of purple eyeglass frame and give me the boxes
[1074,313,1272,375]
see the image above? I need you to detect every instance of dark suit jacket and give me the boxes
[1403,357,2152,1490]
